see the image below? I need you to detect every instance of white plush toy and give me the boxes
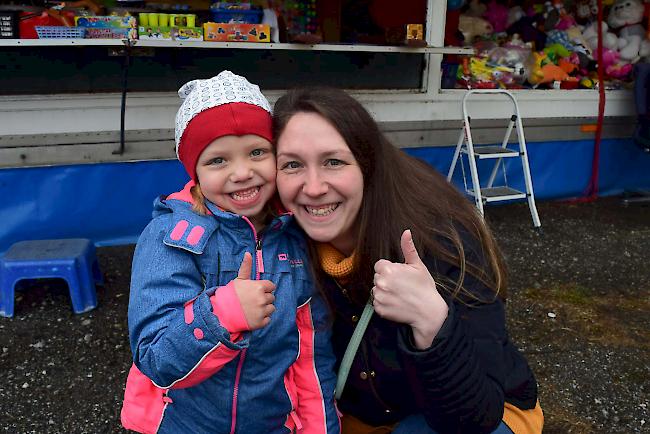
[607,0,650,61]
[582,21,619,52]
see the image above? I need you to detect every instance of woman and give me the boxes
[272,87,543,434]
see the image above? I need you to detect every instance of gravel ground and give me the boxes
[0,196,648,433]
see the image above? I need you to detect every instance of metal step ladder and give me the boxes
[447,89,541,228]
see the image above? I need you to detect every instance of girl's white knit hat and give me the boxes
[174,71,272,179]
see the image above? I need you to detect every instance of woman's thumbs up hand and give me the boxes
[372,230,448,349]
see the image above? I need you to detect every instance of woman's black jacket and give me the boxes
[328,249,538,434]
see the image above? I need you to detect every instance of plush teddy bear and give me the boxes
[459,15,494,43]
[582,20,619,52]
[607,0,650,61]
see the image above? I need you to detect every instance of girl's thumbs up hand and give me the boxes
[373,230,448,349]
[233,252,276,330]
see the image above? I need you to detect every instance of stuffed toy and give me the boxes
[507,14,548,50]
[459,15,494,42]
[483,0,509,33]
[607,0,650,61]
[602,48,634,78]
[465,0,487,17]
[507,6,526,28]
[582,20,619,52]
[527,51,570,85]
[488,45,533,84]
[575,0,598,25]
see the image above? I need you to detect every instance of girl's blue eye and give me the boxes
[251,148,266,157]
[209,157,224,165]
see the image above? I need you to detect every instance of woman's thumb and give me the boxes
[401,229,423,266]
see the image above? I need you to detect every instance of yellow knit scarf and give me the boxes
[317,243,355,279]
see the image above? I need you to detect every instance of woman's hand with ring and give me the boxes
[372,230,448,349]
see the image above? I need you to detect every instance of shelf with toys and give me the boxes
[0,0,638,145]
[440,0,648,93]
[0,37,473,54]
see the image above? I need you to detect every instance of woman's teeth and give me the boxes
[305,203,339,216]
[230,187,259,201]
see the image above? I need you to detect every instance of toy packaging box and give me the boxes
[138,26,203,41]
[75,16,136,29]
[203,22,270,42]
[83,28,136,38]
[75,16,137,39]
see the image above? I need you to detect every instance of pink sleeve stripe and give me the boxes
[211,281,251,333]
[184,302,194,324]
[160,339,241,389]
[292,302,328,434]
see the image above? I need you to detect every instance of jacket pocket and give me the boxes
[283,368,303,433]
[121,363,170,434]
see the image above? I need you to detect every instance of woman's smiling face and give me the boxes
[276,112,364,255]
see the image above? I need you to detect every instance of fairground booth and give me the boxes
[1,0,649,251]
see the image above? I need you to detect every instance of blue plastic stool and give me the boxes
[0,239,102,317]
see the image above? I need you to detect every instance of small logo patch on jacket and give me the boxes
[277,253,303,267]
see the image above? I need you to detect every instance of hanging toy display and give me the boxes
[282,0,318,40]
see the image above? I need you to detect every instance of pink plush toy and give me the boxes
[602,48,634,79]
[483,0,509,33]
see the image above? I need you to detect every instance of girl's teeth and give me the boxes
[305,204,338,216]
[231,187,259,201]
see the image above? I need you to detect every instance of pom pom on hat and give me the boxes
[175,71,272,180]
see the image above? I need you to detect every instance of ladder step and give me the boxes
[468,186,527,202]
[461,146,520,159]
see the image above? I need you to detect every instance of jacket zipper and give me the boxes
[229,349,247,434]
[229,217,263,434]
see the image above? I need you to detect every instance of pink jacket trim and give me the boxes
[170,220,189,241]
[168,339,241,389]
[289,300,328,434]
[186,225,205,245]
[211,281,250,333]
[167,180,196,204]
[166,180,216,215]
[121,363,167,434]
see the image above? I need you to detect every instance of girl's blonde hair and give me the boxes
[190,184,210,216]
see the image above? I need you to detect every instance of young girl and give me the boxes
[121,71,340,434]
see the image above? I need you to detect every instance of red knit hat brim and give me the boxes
[178,102,273,181]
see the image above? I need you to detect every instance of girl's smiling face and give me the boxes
[196,134,276,230]
[276,112,364,255]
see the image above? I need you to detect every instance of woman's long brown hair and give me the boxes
[273,87,507,305]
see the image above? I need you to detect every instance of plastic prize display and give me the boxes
[210,2,263,24]
[35,26,86,39]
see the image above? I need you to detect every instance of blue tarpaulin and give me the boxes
[1,138,649,253]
